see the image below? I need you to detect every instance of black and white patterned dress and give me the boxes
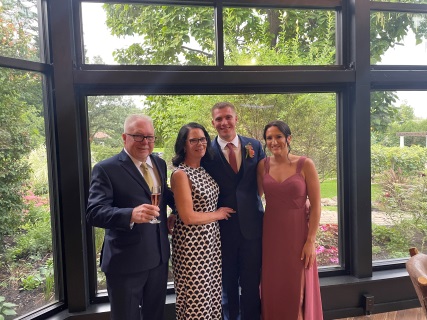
[172,163,222,320]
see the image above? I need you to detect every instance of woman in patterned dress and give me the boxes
[171,122,235,320]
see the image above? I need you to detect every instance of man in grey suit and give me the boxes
[87,114,174,320]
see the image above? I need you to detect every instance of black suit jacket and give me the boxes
[203,135,265,240]
[86,150,173,275]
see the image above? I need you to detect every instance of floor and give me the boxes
[338,307,424,319]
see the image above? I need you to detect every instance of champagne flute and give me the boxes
[150,185,161,224]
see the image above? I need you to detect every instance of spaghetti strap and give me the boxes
[264,157,271,174]
[296,156,306,174]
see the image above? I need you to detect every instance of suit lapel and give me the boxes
[118,150,151,195]
[238,135,247,174]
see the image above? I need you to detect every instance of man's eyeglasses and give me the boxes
[126,134,156,143]
[188,137,207,145]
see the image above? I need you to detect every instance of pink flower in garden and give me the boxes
[319,225,329,231]
[23,191,49,207]
[316,246,325,254]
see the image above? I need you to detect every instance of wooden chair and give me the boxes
[406,247,427,317]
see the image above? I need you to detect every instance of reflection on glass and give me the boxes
[82,2,215,65]
[0,0,41,62]
[223,8,336,66]
[371,12,427,65]
[88,93,339,293]
[0,68,55,316]
[371,91,427,262]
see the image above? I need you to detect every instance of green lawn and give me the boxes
[320,179,337,199]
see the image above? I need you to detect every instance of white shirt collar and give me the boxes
[217,135,239,150]
[124,149,153,168]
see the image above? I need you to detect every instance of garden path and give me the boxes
[320,210,390,225]
[320,197,390,226]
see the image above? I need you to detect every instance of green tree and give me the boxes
[87,95,143,163]
[88,95,141,147]
[0,69,35,249]
[101,3,426,175]
[370,91,399,133]
[0,0,39,61]
[0,0,42,250]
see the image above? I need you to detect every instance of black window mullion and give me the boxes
[215,2,224,67]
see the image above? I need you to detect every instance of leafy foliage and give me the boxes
[371,145,427,177]
[0,296,17,319]
[88,95,141,148]
[0,0,39,61]
[0,70,34,250]
[28,145,49,195]
[0,0,44,251]
[373,170,427,259]
[370,11,427,64]
[6,192,51,260]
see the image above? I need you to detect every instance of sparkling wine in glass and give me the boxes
[150,185,161,224]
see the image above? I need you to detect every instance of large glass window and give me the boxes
[0,67,57,317]
[223,7,336,66]
[371,90,427,262]
[87,92,339,292]
[81,2,337,66]
[0,0,41,62]
[82,2,216,65]
[371,11,427,65]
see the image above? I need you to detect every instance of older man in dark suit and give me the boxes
[87,114,174,320]
[202,102,265,320]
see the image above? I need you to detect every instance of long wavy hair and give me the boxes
[172,122,213,167]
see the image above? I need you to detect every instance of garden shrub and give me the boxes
[90,144,122,164]
[374,171,427,259]
[371,145,427,177]
[372,223,412,259]
[28,146,49,195]
[7,192,51,259]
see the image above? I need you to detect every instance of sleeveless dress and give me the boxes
[172,163,222,320]
[261,157,323,320]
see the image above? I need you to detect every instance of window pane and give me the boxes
[371,91,427,262]
[0,67,57,317]
[87,93,339,294]
[223,8,336,66]
[0,0,41,62]
[371,12,427,65]
[82,3,215,65]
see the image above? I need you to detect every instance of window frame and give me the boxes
[0,0,424,317]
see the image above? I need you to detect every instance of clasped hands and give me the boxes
[131,204,160,224]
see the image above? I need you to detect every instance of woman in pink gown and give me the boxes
[257,120,323,320]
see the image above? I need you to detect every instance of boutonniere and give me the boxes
[245,143,255,159]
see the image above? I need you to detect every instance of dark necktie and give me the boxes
[227,143,238,173]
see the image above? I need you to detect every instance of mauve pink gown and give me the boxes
[261,156,323,320]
